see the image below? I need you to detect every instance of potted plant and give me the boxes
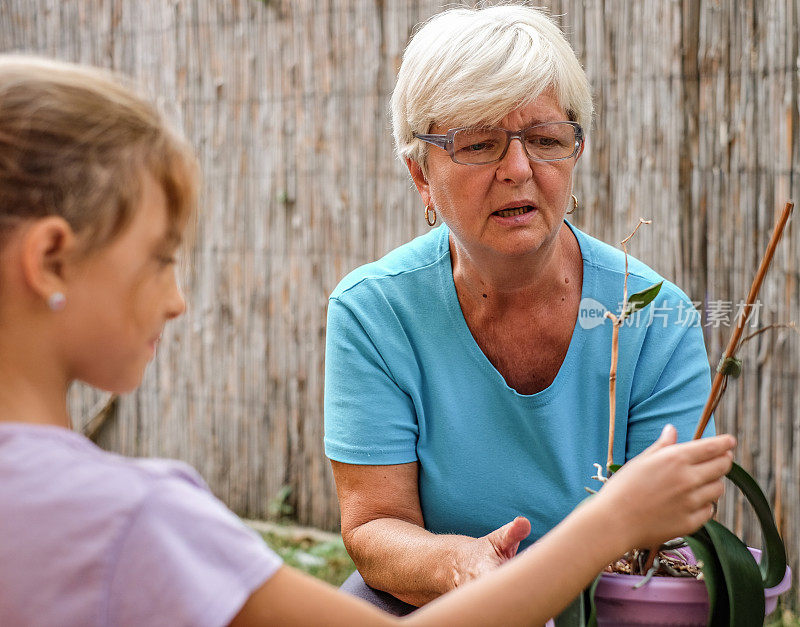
[584,203,795,626]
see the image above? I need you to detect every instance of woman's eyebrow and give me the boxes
[521,116,567,126]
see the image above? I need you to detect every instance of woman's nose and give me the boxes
[496,137,533,184]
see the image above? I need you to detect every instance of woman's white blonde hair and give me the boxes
[391,4,593,173]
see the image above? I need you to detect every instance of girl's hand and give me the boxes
[597,424,735,550]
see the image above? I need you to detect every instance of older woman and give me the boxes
[324,4,713,614]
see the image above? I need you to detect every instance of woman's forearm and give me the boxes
[332,460,525,607]
[346,517,468,606]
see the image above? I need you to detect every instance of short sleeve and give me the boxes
[323,295,419,465]
[106,470,282,627]
[625,313,716,459]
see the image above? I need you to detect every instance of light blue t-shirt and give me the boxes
[324,222,713,547]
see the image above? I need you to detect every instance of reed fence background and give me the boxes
[2,0,798,608]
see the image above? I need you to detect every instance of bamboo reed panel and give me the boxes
[2,0,798,609]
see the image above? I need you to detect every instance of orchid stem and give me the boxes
[607,218,651,472]
[693,201,794,440]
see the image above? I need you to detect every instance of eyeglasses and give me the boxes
[413,121,584,165]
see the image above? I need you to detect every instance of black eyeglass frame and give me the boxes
[413,121,584,165]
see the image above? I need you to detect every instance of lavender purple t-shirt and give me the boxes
[0,423,282,626]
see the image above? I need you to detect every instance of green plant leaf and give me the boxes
[703,519,764,625]
[607,463,622,474]
[685,529,728,626]
[726,462,787,587]
[620,281,663,320]
[584,571,602,627]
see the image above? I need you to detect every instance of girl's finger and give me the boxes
[684,480,726,510]
[675,434,736,464]
[691,454,733,483]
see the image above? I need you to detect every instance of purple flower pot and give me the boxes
[593,548,792,626]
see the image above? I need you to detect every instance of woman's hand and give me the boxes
[596,424,736,550]
[448,517,531,587]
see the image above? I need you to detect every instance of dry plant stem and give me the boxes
[606,323,619,470]
[605,219,651,471]
[737,321,798,348]
[692,201,794,440]
[619,219,651,304]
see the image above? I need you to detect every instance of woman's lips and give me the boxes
[493,205,534,217]
[492,205,536,218]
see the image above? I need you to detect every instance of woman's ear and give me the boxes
[576,139,585,161]
[405,158,431,207]
[20,217,77,302]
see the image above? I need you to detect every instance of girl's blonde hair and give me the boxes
[391,4,593,174]
[0,56,198,253]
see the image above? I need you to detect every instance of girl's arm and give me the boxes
[230,426,734,627]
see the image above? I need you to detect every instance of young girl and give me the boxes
[0,56,735,627]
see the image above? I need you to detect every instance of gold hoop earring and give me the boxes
[566,194,579,215]
[425,205,437,227]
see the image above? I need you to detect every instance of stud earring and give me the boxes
[48,292,66,311]
[566,194,579,215]
[425,204,437,227]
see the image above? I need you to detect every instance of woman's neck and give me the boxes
[450,226,580,309]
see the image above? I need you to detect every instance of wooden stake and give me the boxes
[693,201,794,440]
